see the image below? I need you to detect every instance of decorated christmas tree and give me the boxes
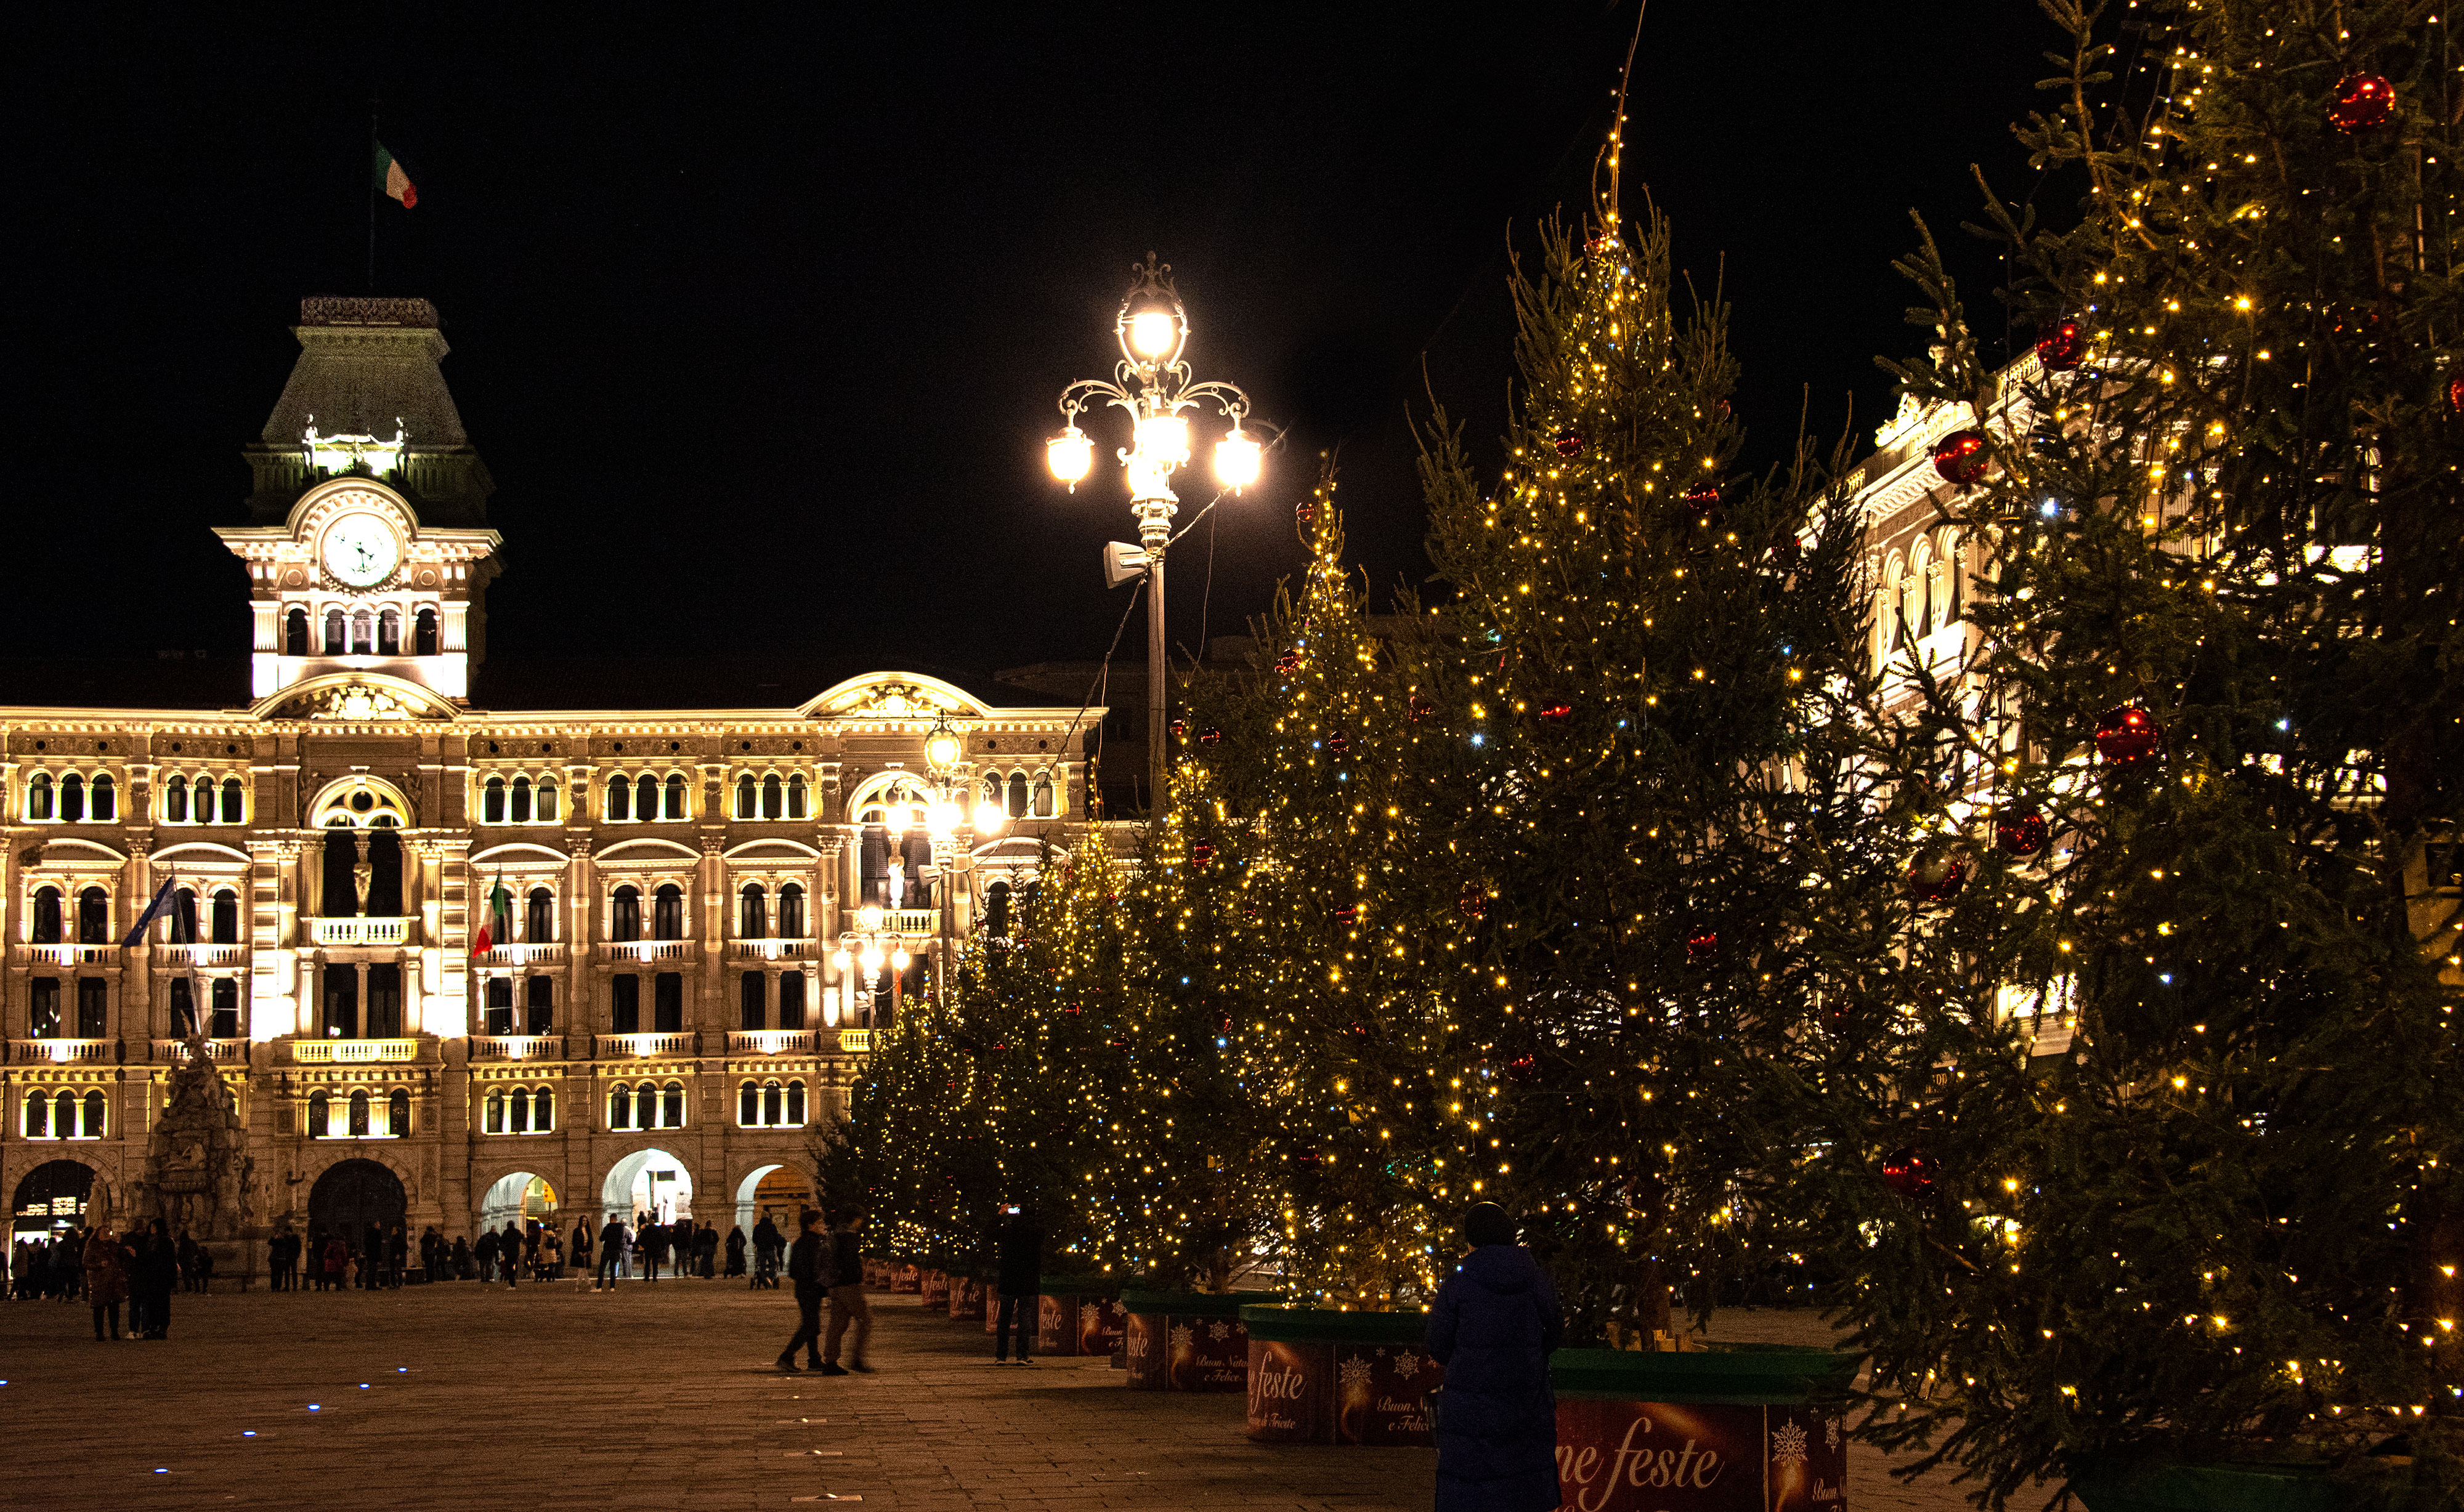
[1801,2,2464,1502]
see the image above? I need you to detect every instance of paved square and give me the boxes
[0,1281,1987,1510]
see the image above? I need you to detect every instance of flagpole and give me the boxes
[368,94,379,291]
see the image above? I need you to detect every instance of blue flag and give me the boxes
[121,876,177,948]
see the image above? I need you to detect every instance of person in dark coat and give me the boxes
[993,1207,1042,1365]
[752,1214,782,1288]
[776,1208,827,1372]
[140,1220,179,1337]
[819,1208,871,1374]
[474,1226,498,1283]
[695,1222,719,1278]
[452,1234,473,1280]
[1425,1202,1563,1512]
[500,1221,523,1287]
[84,1226,129,1340]
[726,1224,748,1279]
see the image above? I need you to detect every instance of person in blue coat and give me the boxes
[1425,1202,1563,1511]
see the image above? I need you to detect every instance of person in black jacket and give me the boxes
[993,1206,1042,1365]
[819,1208,872,1375]
[1425,1202,1564,1512]
[776,1208,827,1373]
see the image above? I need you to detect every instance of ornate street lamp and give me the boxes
[1048,254,1259,812]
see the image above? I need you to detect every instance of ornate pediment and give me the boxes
[803,672,989,720]
[256,674,457,724]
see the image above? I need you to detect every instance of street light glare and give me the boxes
[1135,414,1191,464]
[1047,427,1093,485]
[1216,428,1262,490]
[976,799,1007,835]
[1129,309,1178,360]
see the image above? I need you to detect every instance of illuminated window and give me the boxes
[221,778,245,823]
[308,1089,330,1137]
[740,884,766,939]
[23,1089,47,1137]
[348,1088,371,1137]
[606,774,632,822]
[285,607,309,656]
[31,886,63,944]
[778,884,804,939]
[388,1087,410,1136]
[26,772,52,821]
[740,972,765,1031]
[762,774,782,819]
[163,775,189,823]
[483,775,506,824]
[787,775,807,819]
[210,978,240,1038]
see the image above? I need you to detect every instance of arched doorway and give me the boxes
[12,1158,95,1236]
[602,1148,693,1224]
[309,1158,406,1243]
[480,1171,559,1233]
[733,1163,816,1235]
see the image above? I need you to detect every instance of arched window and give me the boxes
[210,977,240,1038]
[23,1088,46,1137]
[285,607,310,656]
[163,775,188,823]
[484,1087,505,1133]
[325,608,346,654]
[210,889,239,945]
[485,977,514,1036]
[778,884,805,939]
[1007,771,1028,818]
[28,979,59,1036]
[537,780,559,822]
[414,607,438,656]
[526,887,555,942]
[363,828,402,917]
[31,886,63,944]
[739,1081,760,1125]
[763,1079,784,1125]
[736,774,756,818]
[664,773,686,819]
[787,1079,806,1125]
[661,1080,686,1128]
[221,778,245,823]
[171,978,197,1037]
[636,774,659,822]
[653,884,684,940]
[654,972,683,1033]
[60,774,84,823]
[608,1083,633,1130]
[611,973,640,1033]
[483,775,506,824]
[762,774,783,819]
[76,887,110,945]
[532,1085,554,1132]
[740,884,767,939]
[1939,530,1963,625]
[779,971,806,1030]
[348,1089,371,1137]
[388,1087,410,1136]
[606,774,631,822]
[525,976,554,1035]
[984,879,1011,937]
[351,609,374,655]
[740,971,766,1030]
[1032,772,1055,818]
[508,1083,531,1133]
[510,775,532,823]
[378,607,402,656]
[82,1089,106,1138]
[27,772,52,821]
[168,888,198,945]
[787,775,807,819]
[91,775,115,820]
[52,1089,76,1136]
[307,1090,330,1138]
[981,773,1000,811]
[612,886,641,942]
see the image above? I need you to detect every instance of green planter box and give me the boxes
[1544,1347,1858,1511]
[1034,1276,1125,1357]
[1119,1290,1286,1391]
[1238,1305,1441,1445]
[1550,1345,1859,1405]
[2072,1460,2414,1512]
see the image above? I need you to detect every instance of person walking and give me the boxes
[819,1207,872,1376]
[752,1213,782,1289]
[419,1226,442,1284]
[570,1218,593,1283]
[451,1234,473,1280]
[695,1222,719,1279]
[725,1224,748,1280]
[993,1206,1042,1365]
[776,1208,827,1373]
[1425,1202,1564,1512]
[387,1224,409,1288]
[500,1221,523,1287]
[640,1220,663,1284]
[362,1223,384,1290]
[140,1220,177,1338]
[322,1232,349,1292]
[596,1215,625,1290]
[84,1226,128,1341]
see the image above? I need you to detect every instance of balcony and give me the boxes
[727,1030,815,1056]
[14,943,118,969]
[889,909,937,936]
[473,941,566,968]
[836,1029,874,1054]
[594,940,695,964]
[727,937,820,963]
[469,1034,562,1062]
[310,916,413,948]
[156,942,249,968]
[150,1038,249,1063]
[293,1038,418,1064]
[596,1032,695,1059]
[9,1038,112,1064]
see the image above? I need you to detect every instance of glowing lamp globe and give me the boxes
[1215,427,1262,490]
[1047,427,1093,487]
[856,905,884,934]
[927,801,958,839]
[1127,307,1180,362]
[1135,413,1191,465]
[974,799,1006,835]
[891,947,910,971]
[924,722,963,773]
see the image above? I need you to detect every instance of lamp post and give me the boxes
[1047,254,1260,816]
[832,721,1005,1026]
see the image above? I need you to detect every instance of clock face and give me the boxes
[321,515,400,587]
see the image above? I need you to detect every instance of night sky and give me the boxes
[4,4,2049,689]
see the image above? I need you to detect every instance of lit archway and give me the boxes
[12,1158,95,1236]
[308,1158,406,1242]
[733,1162,816,1234]
[480,1171,558,1232]
[602,1147,694,1224]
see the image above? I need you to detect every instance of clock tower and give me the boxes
[215,296,501,703]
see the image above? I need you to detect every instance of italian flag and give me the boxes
[471,873,511,956]
[375,142,418,208]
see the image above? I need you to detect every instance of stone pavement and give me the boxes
[0,1280,1993,1510]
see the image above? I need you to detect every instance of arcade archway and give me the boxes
[733,1163,816,1235]
[480,1171,558,1233]
[602,1148,693,1224]
[12,1158,95,1236]
[309,1158,406,1242]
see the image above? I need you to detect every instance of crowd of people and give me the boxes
[7,1221,191,1339]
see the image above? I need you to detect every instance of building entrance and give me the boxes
[12,1159,95,1237]
[480,1171,557,1232]
[734,1163,816,1235]
[603,1148,692,1224]
[308,1159,407,1243]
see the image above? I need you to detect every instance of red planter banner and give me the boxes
[1037,1294,1079,1354]
[1553,1401,1847,1512]
[891,1263,922,1293]
[1246,1339,1443,1445]
[920,1269,950,1308]
[1077,1296,1126,1359]
[1125,1312,1166,1389]
[947,1275,986,1320]
[1247,1340,1329,1441]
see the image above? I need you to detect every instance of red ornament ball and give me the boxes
[1296,499,1318,527]
[1326,728,1351,754]
[1682,483,1720,525]
[1905,853,1969,906]
[1995,808,2049,857]
[1345,1021,1372,1046]
[2446,372,2464,414]
[1275,651,1300,675]
[1932,429,1992,487]
[1409,693,1435,722]
[1536,702,1574,724]
[1169,718,1188,740]
[1198,727,1223,746]
[1457,886,1488,921]
[1334,904,1358,927]
[2096,705,2163,765]
[1294,1146,1323,1170]
[2035,318,2086,371]
[1555,429,1587,458]
[1881,1147,1936,1199]
[2327,73,2396,133]
[1685,930,1719,965]
[1504,1054,1541,1085]
[1189,841,1214,871]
